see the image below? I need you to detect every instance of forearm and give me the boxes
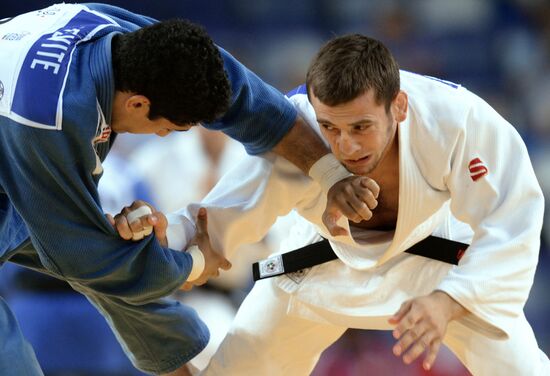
[167,154,317,258]
[272,116,330,174]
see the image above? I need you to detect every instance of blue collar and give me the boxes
[90,31,118,125]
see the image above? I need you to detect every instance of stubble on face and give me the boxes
[312,89,401,178]
[365,114,397,175]
[342,112,397,177]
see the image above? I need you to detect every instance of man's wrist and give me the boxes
[432,290,468,321]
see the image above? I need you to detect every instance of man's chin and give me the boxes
[344,164,372,176]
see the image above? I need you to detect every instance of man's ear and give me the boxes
[392,91,408,123]
[125,95,150,115]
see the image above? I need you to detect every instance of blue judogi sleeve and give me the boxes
[204,47,298,155]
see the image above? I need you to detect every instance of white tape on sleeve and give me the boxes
[186,245,205,282]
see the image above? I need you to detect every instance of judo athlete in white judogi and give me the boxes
[125,34,549,375]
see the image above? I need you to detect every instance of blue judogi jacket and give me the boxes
[0,3,296,374]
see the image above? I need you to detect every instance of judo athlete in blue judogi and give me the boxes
[0,3,359,375]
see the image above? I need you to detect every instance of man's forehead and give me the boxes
[312,91,384,123]
[312,89,379,109]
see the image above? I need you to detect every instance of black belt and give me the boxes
[252,235,468,281]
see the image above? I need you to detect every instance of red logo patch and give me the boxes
[468,158,488,181]
[93,125,112,145]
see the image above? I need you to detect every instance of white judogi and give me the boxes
[167,72,548,375]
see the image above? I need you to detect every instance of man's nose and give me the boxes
[156,129,172,137]
[338,132,361,156]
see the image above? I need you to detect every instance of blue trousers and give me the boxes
[0,297,43,375]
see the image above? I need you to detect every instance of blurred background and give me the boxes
[1,0,549,375]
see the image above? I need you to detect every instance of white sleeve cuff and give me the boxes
[308,153,353,193]
[166,212,196,251]
[185,245,205,282]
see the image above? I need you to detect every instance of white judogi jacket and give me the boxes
[167,71,544,340]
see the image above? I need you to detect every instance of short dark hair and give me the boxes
[112,20,231,125]
[306,34,400,111]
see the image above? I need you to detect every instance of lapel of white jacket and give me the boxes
[378,105,451,265]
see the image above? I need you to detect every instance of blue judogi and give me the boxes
[0,3,297,375]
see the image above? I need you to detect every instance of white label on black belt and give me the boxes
[259,255,284,278]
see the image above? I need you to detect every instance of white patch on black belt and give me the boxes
[259,255,284,278]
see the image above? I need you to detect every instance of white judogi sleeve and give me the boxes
[427,90,544,338]
[166,153,323,259]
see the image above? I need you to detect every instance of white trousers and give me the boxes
[201,270,549,376]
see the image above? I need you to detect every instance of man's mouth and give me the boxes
[343,155,370,166]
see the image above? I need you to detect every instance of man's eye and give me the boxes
[354,124,371,131]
